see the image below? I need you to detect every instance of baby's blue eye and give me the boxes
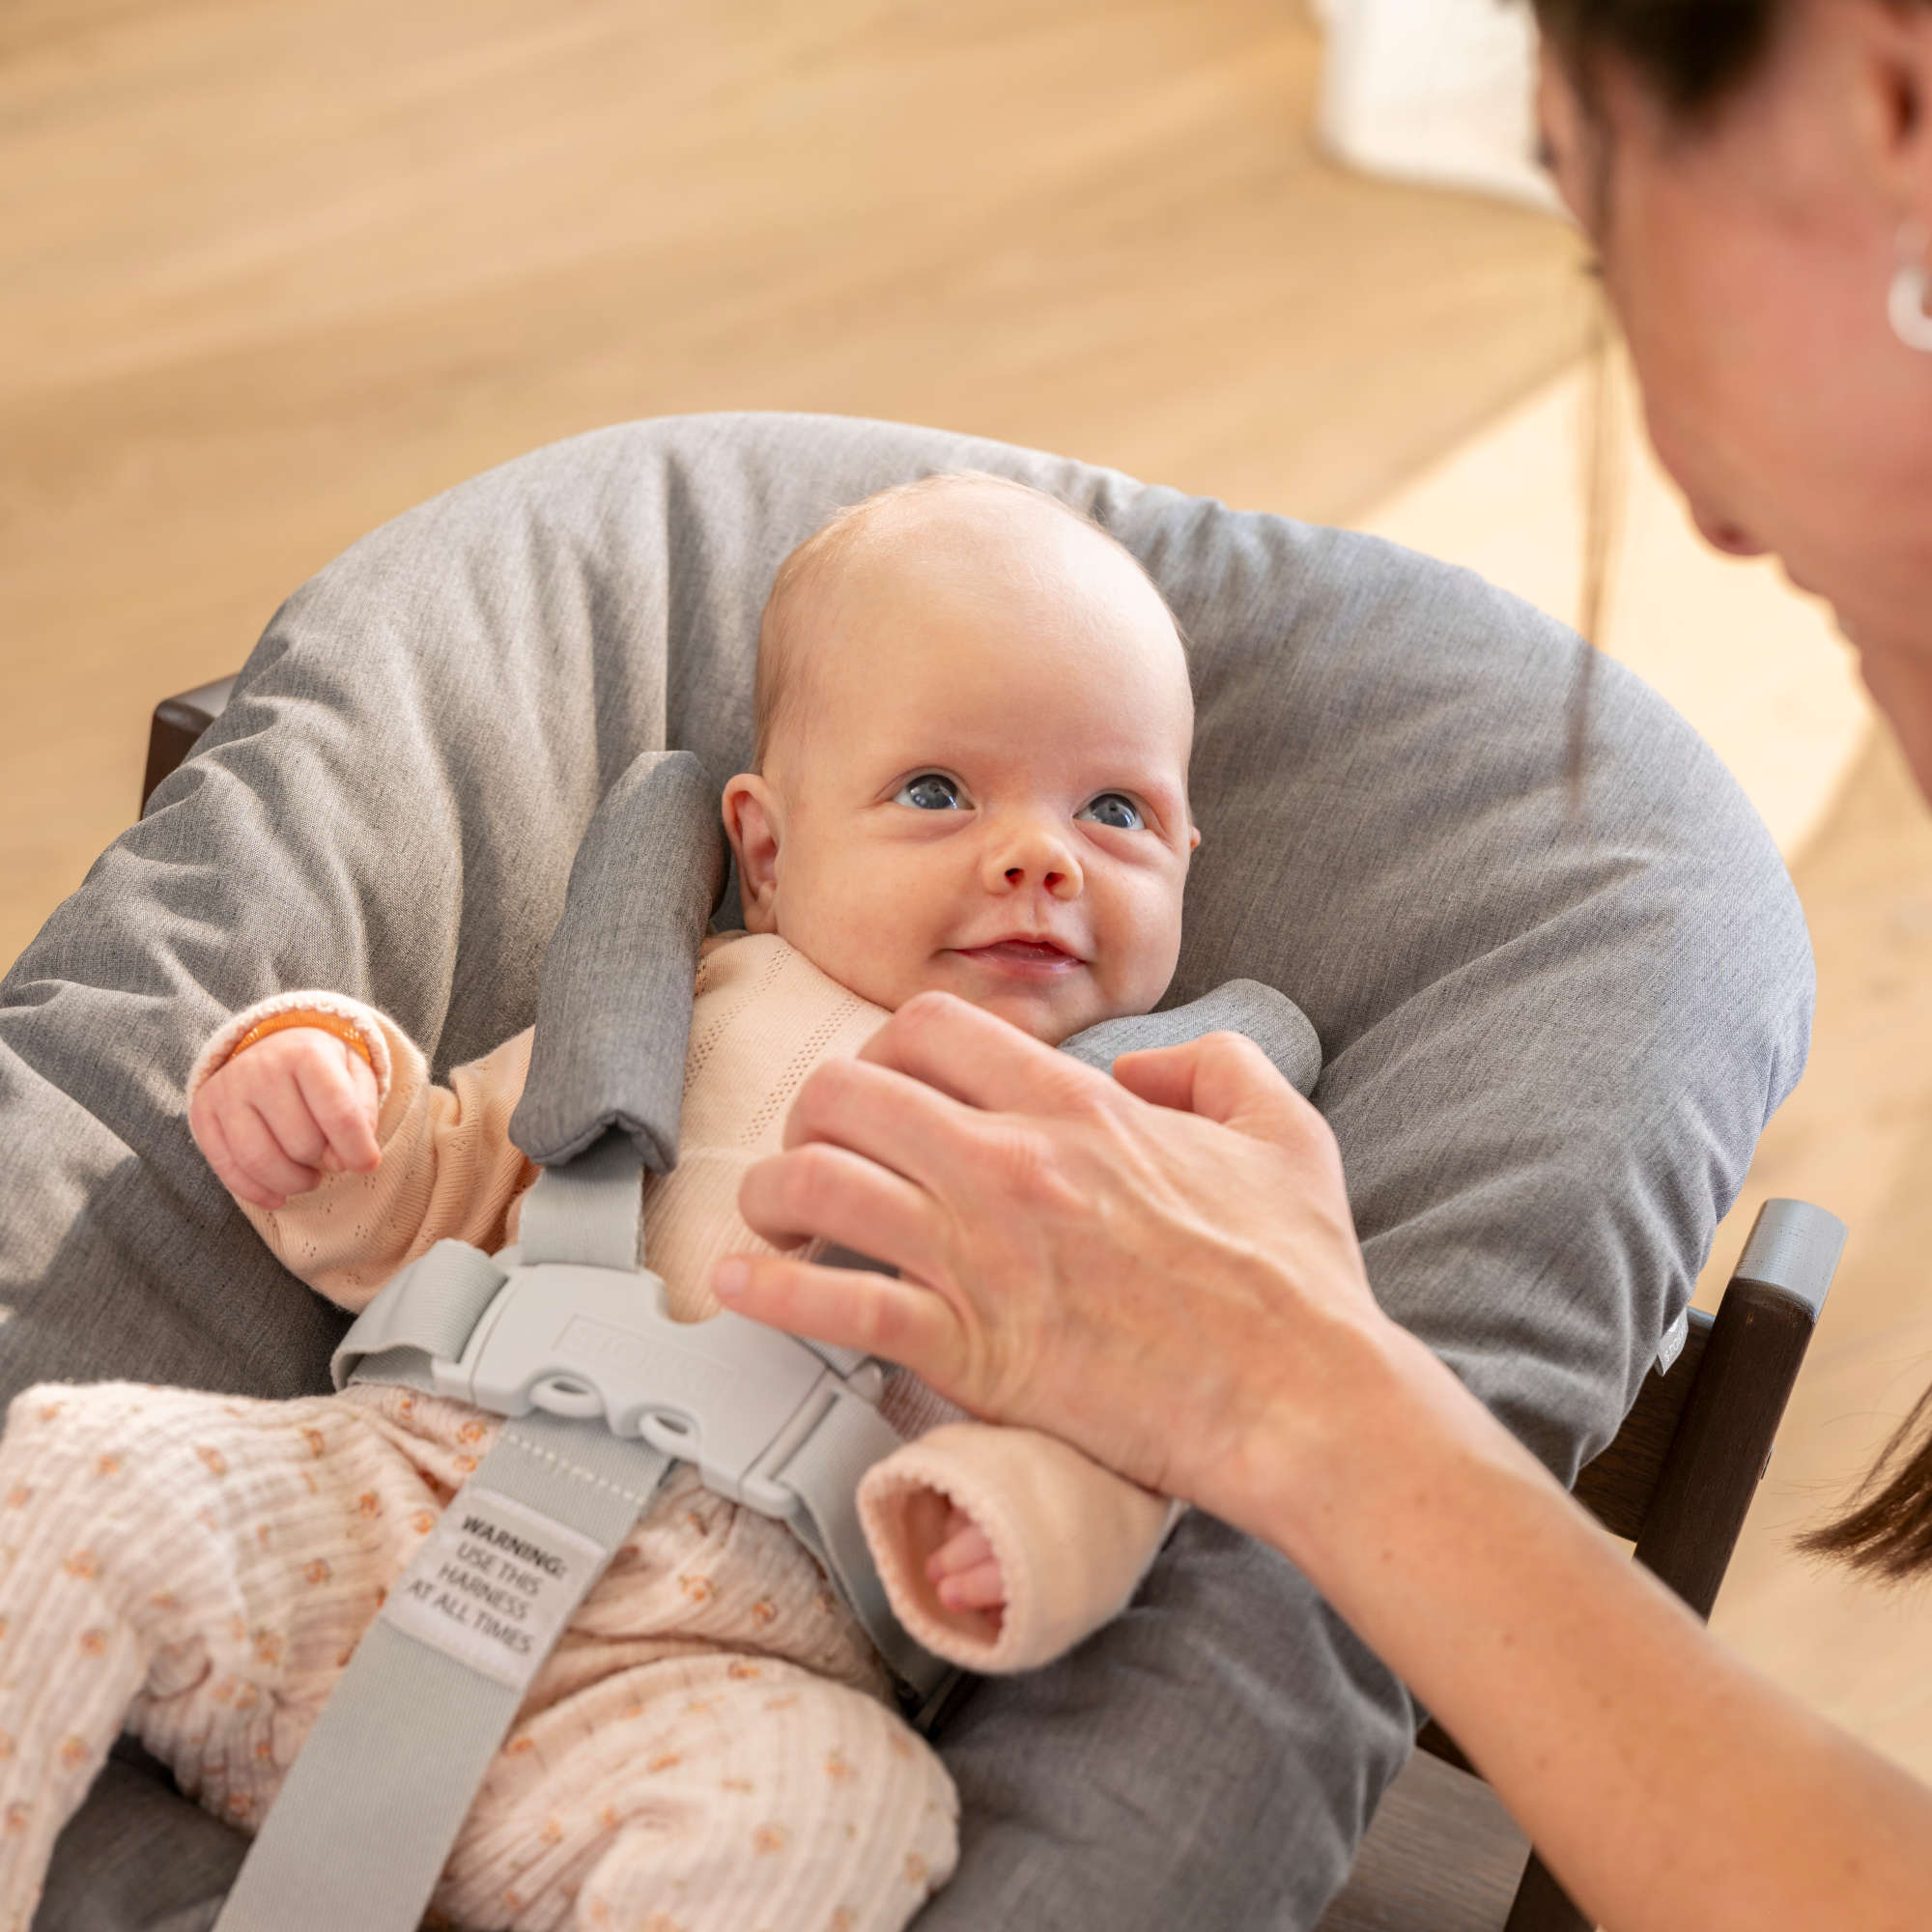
[1077,792,1143,831]
[895,773,964,811]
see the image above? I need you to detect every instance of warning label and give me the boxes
[379,1486,608,1691]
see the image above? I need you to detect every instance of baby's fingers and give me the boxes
[925,1520,995,1579]
[221,1101,321,1208]
[294,1044,382,1176]
[926,1515,1004,1613]
[194,1106,281,1209]
[934,1556,1006,1613]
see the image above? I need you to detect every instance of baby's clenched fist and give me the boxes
[189,1028,381,1210]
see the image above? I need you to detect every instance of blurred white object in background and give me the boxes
[1317,0,1560,212]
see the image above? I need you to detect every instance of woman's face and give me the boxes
[1536,6,1932,778]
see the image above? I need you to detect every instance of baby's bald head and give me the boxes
[752,472,1189,778]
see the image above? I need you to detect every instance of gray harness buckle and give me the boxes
[425,1254,887,1517]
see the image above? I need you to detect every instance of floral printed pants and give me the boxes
[0,1381,956,1932]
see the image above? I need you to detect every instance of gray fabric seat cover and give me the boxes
[0,412,1810,1931]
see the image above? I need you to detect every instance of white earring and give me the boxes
[1889,221,1932,352]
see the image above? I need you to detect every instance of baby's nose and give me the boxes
[989,822,1083,898]
[1003,863,1076,895]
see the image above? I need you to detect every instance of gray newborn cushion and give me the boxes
[0,413,1810,1931]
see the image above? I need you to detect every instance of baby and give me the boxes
[0,474,1202,1932]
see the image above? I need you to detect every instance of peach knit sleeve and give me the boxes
[188,991,538,1313]
[856,1422,1179,1674]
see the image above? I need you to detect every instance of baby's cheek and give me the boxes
[1094,942,1179,1027]
[826,937,930,1019]
[1129,885,1188,997]
[810,871,946,1010]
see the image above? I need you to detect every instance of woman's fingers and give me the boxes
[857,991,1113,1116]
[729,997,1379,1515]
[1112,1031,1317,1143]
[713,1250,963,1384]
[738,1140,943,1281]
[778,1056,965,1176]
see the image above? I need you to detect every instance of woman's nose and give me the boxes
[984,819,1083,899]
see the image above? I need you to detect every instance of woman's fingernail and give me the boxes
[714,1260,750,1298]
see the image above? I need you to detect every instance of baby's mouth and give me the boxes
[952,938,1083,975]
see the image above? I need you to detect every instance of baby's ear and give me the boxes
[721,774,782,931]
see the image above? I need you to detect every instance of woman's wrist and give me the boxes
[1216,1298,1541,1596]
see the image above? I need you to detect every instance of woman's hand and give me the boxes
[720,995,1932,1932]
[190,1027,382,1209]
[716,989,1384,1541]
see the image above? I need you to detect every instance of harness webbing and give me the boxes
[212,1401,672,1932]
[213,1134,940,1932]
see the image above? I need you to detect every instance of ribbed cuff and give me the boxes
[187,990,394,1105]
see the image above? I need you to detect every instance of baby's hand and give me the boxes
[190,1028,381,1209]
[924,1502,1007,1631]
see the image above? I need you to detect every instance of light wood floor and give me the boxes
[5,0,1929,1818]
[0,0,1592,972]
[1701,732,1932,1781]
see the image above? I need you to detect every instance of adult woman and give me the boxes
[711,6,1932,1928]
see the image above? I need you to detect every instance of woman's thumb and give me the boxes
[1111,1031,1312,1143]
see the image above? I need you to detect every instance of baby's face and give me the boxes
[724,486,1199,1046]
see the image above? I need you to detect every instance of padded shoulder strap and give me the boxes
[1061,979,1321,1096]
[509,750,726,1169]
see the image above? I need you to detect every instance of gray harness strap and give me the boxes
[215,1132,943,1932]
[213,1407,669,1932]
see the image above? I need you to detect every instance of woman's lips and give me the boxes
[952,940,1083,978]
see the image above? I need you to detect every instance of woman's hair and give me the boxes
[1799,1386,1932,1580]
[1533,2,1932,1587]
[1529,0,1782,122]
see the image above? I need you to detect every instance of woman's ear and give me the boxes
[1846,0,1932,217]
[722,774,782,933]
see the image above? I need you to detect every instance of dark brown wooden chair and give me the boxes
[142,685,1846,1932]
[142,675,236,811]
[1319,1196,1846,1932]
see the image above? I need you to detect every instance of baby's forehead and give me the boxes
[832,476,1112,575]
[757,475,1191,774]
[817,486,1177,642]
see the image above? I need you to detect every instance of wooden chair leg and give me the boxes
[1502,1851,1591,1932]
